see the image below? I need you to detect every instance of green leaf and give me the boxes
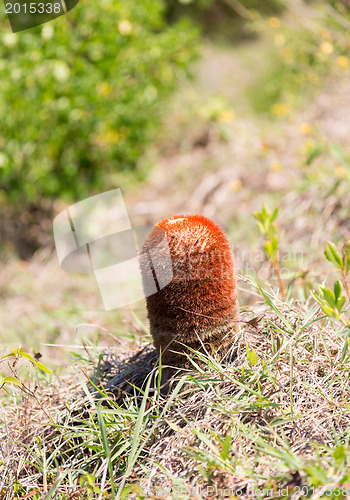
[312,292,323,306]
[21,352,36,364]
[256,221,266,235]
[343,242,350,274]
[271,236,279,261]
[344,257,350,275]
[264,240,273,259]
[306,144,323,165]
[341,331,350,363]
[257,284,293,331]
[35,361,53,374]
[324,242,343,270]
[253,211,262,223]
[312,291,339,319]
[220,434,231,460]
[245,342,250,360]
[97,401,115,497]
[329,144,350,167]
[271,207,279,222]
[86,474,96,488]
[3,376,21,386]
[1,352,15,359]
[333,444,345,462]
[304,465,329,486]
[321,304,338,318]
[334,280,342,301]
[337,296,346,313]
[249,350,258,365]
[323,288,336,308]
[340,471,350,484]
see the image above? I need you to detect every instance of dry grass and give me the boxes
[1,276,350,499]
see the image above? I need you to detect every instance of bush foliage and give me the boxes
[0,0,198,205]
[167,0,284,35]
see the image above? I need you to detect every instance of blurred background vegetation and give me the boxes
[1,0,350,358]
[0,0,198,256]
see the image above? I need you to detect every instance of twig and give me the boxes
[273,258,286,301]
[342,269,350,305]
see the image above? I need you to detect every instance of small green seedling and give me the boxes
[313,241,350,362]
[0,346,53,390]
[312,280,349,327]
[254,204,286,299]
[246,343,258,366]
[324,241,350,304]
[79,474,102,498]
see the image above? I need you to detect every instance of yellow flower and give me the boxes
[118,20,133,36]
[271,103,292,116]
[97,82,113,97]
[337,55,349,68]
[92,130,120,147]
[230,179,242,191]
[320,42,334,55]
[335,165,346,178]
[282,48,292,61]
[219,110,234,123]
[300,123,311,135]
[271,162,282,172]
[268,17,280,28]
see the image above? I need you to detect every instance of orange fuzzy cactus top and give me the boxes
[140,215,240,366]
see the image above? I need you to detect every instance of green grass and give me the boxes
[1,276,350,498]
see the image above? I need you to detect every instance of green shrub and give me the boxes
[246,2,350,114]
[0,0,198,205]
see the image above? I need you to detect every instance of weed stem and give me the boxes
[342,269,350,305]
[274,259,286,301]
